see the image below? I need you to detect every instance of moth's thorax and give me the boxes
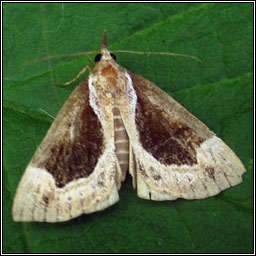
[90,59,127,96]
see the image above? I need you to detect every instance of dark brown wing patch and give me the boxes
[132,75,205,166]
[31,80,104,188]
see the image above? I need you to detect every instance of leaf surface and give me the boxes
[3,3,253,253]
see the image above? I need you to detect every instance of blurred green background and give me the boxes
[3,3,253,253]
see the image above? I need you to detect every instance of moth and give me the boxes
[12,31,246,222]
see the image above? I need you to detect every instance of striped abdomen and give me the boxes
[113,103,129,181]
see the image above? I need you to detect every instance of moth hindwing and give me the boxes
[12,31,246,222]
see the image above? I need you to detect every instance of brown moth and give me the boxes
[12,31,246,222]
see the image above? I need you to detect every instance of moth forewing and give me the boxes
[122,72,246,200]
[12,79,120,222]
[12,31,246,222]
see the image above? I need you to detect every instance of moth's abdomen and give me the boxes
[113,105,129,181]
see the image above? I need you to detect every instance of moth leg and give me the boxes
[88,56,95,66]
[55,65,92,86]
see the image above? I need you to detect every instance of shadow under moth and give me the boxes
[12,31,246,222]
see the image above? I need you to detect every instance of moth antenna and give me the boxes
[24,51,99,67]
[101,30,108,50]
[112,50,202,63]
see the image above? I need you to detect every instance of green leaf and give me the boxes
[3,3,253,253]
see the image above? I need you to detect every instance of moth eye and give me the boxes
[94,54,102,63]
[110,53,116,61]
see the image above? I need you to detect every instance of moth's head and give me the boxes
[94,30,117,63]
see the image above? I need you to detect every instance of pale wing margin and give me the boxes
[12,80,119,222]
[124,72,246,201]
